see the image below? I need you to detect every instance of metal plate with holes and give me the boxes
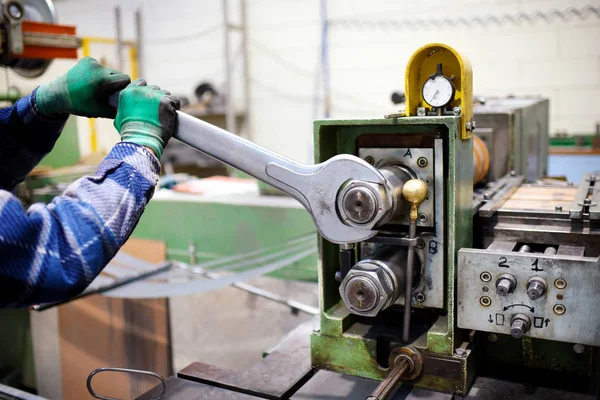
[358,148,434,227]
[358,142,444,309]
[457,249,600,346]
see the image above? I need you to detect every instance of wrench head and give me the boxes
[266,154,389,244]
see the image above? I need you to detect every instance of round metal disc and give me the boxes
[341,186,378,224]
[10,0,58,78]
[344,276,379,312]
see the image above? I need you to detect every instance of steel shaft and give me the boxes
[403,222,416,342]
[367,359,410,400]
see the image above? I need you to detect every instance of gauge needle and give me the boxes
[432,90,439,100]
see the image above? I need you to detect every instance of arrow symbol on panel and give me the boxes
[488,314,493,323]
[503,304,534,313]
[545,318,550,327]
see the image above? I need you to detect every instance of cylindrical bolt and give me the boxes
[496,274,517,296]
[573,344,585,354]
[342,186,378,224]
[518,244,532,253]
[454,348,467,357]
[510,314,531,339]
[527,277,547,300]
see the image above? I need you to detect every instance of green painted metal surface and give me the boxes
[132,195,318,281]
[38,116,80,169]
[310,116,475,394]
[0,309,35,389]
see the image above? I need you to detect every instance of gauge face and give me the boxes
[422,75,455,108]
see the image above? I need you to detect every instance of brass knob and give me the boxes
[401,179,428,222]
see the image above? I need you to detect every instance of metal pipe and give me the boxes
[135,9,144,78]
[367,359,409,400]
[240,0,251,140]
[223,0,235,133]
[403,222,416,342]
[114,6,124,72]
[518,244,532,253]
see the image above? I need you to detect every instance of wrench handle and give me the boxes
[108,90,311,207]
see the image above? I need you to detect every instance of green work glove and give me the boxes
[36,57,130,119]
[114,79,181,159]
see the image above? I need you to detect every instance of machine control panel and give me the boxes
[457,248,600,346]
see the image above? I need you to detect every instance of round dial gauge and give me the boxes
[422,75,455,108]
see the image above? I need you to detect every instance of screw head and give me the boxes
[455,348,467,357]
[416,293,426,303]
[573,344,585,354]
[453,106,461,115]
[418,213,429,223]
[416,239,425,249]
[364,156,375,165]
[416,157,428,168]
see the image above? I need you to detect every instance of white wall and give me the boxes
[7,0,599,162]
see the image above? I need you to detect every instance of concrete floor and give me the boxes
[168,277,319,373]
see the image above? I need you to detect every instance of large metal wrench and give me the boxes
[177,113,387,244]
[109,93,389,244]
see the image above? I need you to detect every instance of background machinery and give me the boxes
[130,43,599,399]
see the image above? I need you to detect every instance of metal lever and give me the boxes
[401,179,428,342]
[109,92,389,244]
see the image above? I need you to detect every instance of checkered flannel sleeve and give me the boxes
[0,89,68,191]
[0,142,160,308]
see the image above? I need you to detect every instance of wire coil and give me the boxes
[87,367,166,400]
[329,6,600,30]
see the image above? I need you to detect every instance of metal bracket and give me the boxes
[569,172,599,220]
[3,0,24,54]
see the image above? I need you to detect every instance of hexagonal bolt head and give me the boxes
[496,274,517,296]
[339,263,396,317]
[510,314,531,339]
[526,278,547,300]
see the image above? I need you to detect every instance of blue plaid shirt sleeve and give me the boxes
[0,88,68,191]
[0,140,160,307]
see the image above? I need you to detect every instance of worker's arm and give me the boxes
[0,80,179,308]
[0,57,130,191]
[0,90,67,190]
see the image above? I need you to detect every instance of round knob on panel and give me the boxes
[510,314,531,339]
[401,179,428,221]
[526,277,547,300]
[496,273,517,296]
